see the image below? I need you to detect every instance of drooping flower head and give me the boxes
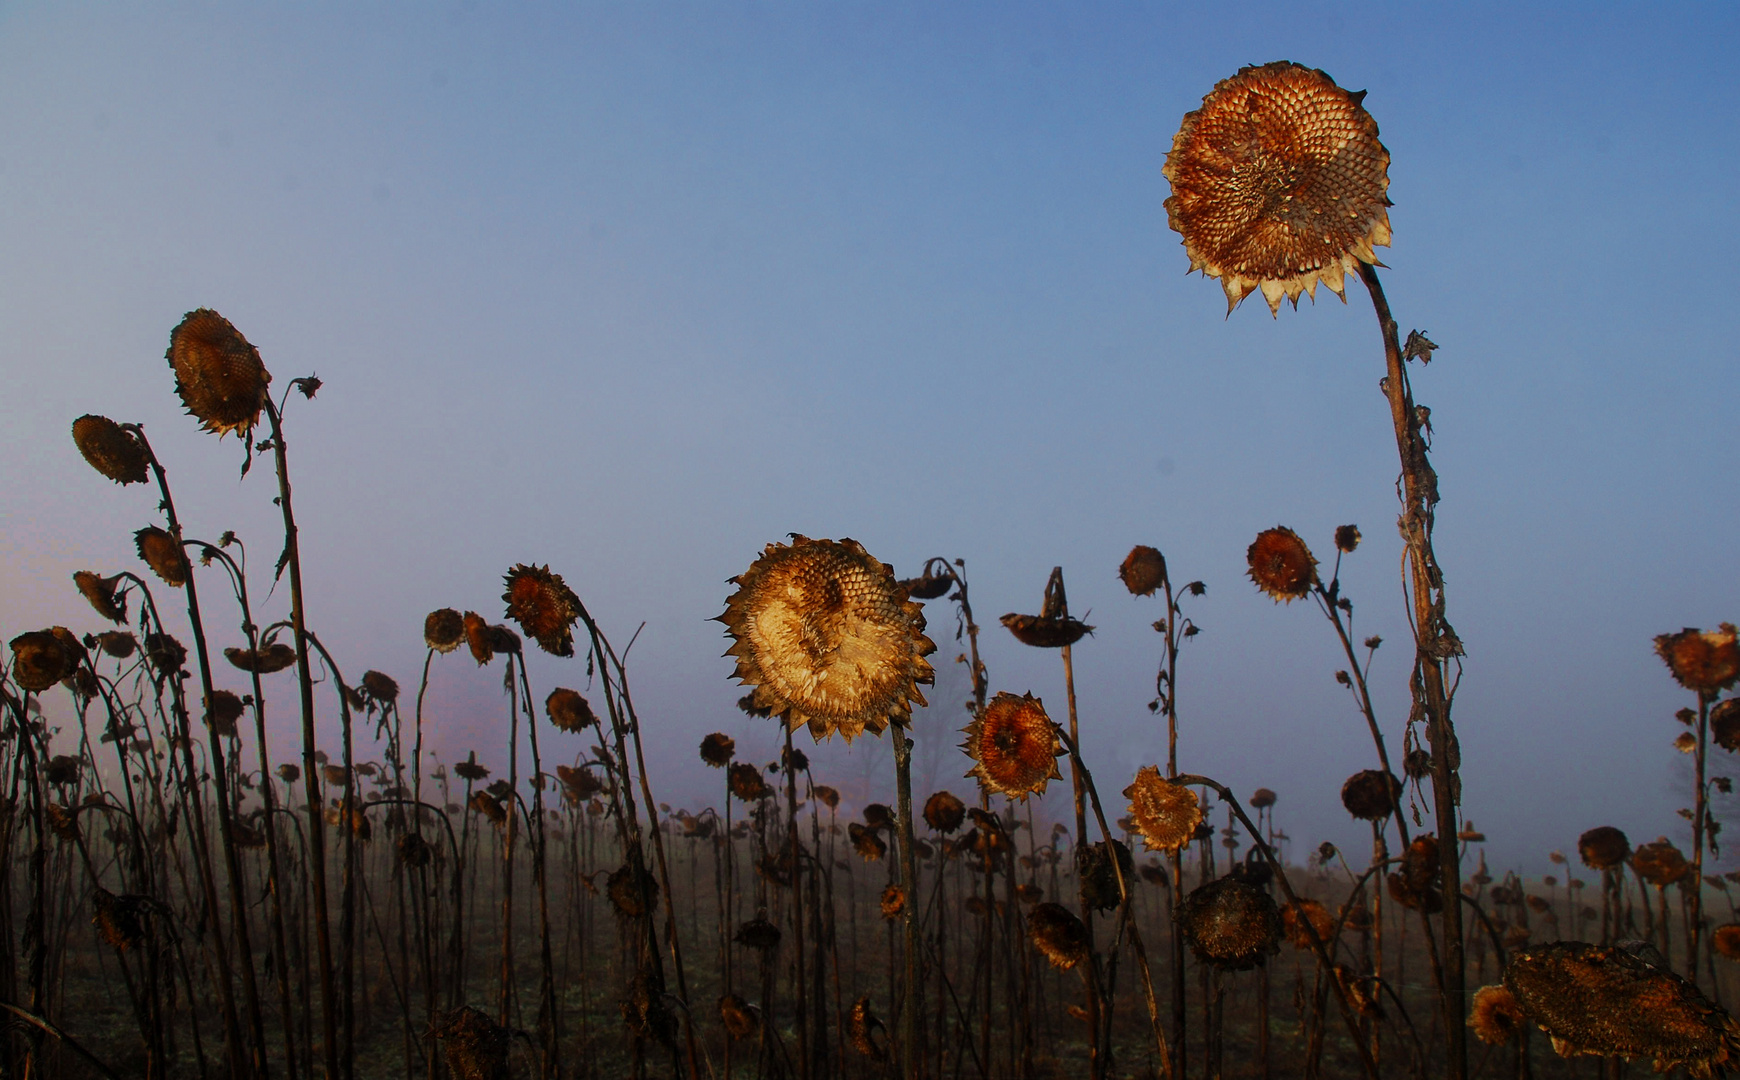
[1470,984,1527,1046]
[71,415,150,485]
[9,628,84,692]
[225,642,297,674]
[167,309,272,437]
[1119,545,1168,597]
[1655,626,1740,697]
[1340,769,1402,821]
[73,572,129,624]
[922,790,966,834]
[1280,898,1336,950]
[135,527,189,587]
[545,688,597,733]
[1505,941,1740,1073]
[424,609,465,654]
[503,564,582,657]
[1578,826,1631,871]
[962,691,1062,801]
[1123,766,1202,853]
[1179,876,1282,970]
[699,732,735,767]
[1027,902,1090,970]
[1247,526,1317,602]
[719,536,935,743]
[1164,62,1392,315]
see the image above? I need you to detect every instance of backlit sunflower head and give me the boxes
[962,691,1062,801]
[166,309,272,438]
[503,564,582,657]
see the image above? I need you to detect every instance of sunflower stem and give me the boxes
[892,721,922,1080]
[1357,261,1467,1080]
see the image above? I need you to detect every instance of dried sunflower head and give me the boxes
[848,996,886,1059]
[167,309,271,438]
[461,612,519,665]
[360,670,399,704]
[1714,925,1740,962]
[1712,700,1740,752]
[1280,898,1336,950]
[699,732,735,767]
[545,688,596,733]
[1123,766,1202,853]
[73,572,129,624]
[424,609,465,653]
[1340,769,1402,821]
[435,1005,511,1080]
[999,612,1093,649]
[1334,524,1363,553]
[863,803,894,831]
[1655,627,1740,696]
[1119,545,1168,597]
[1470,984,1527,1046]
[135,527,189,587]
[879,884,906,921]
[922,790,966,834]
[503,564,582,657]
[1505,941,1740,1074]
[71,415,150,485]
[719,994,758,1040]
[1179,876,1282,970]
[728,762,771,803]
[1028,902,1091,970]
[9,628,82,692]
[609,862,660,919]
[1247,526,1317,602]
[962,691,1062,801]
[813,784,840,810]
[94,631,136,660]
[1386,835,1444,913]
[45,755,81,786]
[1077,839,1135,912]
[1633,839,1689,888]
[453,754,489,782]
[468,792,506,826]
[734,915,781,951]
[92,888,150,951]
[1578,826,1631,871]
[848,822,887,862]
[1163,62,1391,315]
[204,690,246,737]
[1249,787,1277,809]
[224,642,297,674]
[719,536,935,743]
[397,831,432,869]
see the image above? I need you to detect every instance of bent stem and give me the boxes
[1357,262,1466,1077]
[892,721,921,1080]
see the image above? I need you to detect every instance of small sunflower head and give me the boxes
[1633,838,1690,888]
[1715,925,1740,962]
[1077,840,1135,912]
[719,995,758,1040]
[1504,941,1740,1073]
[135,527,189,587]
[999,612,1093,649]
[1027,902,1091,970]
[699,732,736,767]
[1334,524,1363,553]
[224,642,297,674]
[1340,769,1402,821]
[728,762,771,803]
[1712,700,1740,752]
[1578,826,1631,871]
[1386,835,1444,913]
[1179,876,1282,970]
[397,831,432,869]
[1247,526,1317,602]
[1123,766,1203,853]
[424,609,465,653]
[1656,627,1740,697]
[92,889,150,951]
[962,692,1063,801]
[922,790,966,834]
[71,415,151,485]
[733,915,780,951]
[462,612,520,666]
[545,688,597,733]
[1469,984,1526,1046]
[1280,898,1336,950]
[204,690,246,737]
[848,996,886,1059]
[95,631,137,659]
[1119,545,1168,597]
[1249,787,1278,810]
[1163,62,1391,315]
[879,884,906,921]
[9,628,83,692]
[167,309,272,437]
[45,755,81,786]
[360,670,399,705]
[503,564,582,657]
[608,863,660,919]
[719,536,935,743]
[813,784,840,810]
[848,822,888,861]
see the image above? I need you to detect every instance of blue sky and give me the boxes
[2,3,1737,876]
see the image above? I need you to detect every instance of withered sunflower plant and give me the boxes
[1166,60,1470,1068]
[719,535,935,1074]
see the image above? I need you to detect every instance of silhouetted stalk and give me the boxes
[781,724,811,1080]
[892,720,921,1080]
[514,659,563,1077]
[262,396,339,1080]
[1691,694,1712,984]
[132,429,264,1078]
[501,652,521,1026]
[1357,262,1466,1077]
[1057,637,1103,1079]
[201,543,301,1080]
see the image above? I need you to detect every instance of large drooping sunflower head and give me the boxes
[1164,61,1392,316]
[1505,941,1740,1074]
[503,564,583,657]
[719,536,934,743]
[167,309,272,437]
[961,691,1062,801]
[71,415,150,485]
[1179,876,1282,970]
[1123,766,1202,853]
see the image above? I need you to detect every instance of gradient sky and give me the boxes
[3,3,1737,878]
